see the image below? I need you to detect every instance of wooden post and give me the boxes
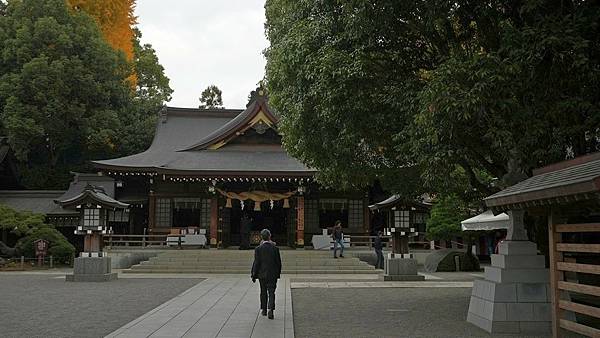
[210,197,218,247]
[548,211,563,338]
[363,197,370,234]
[296,196,305,247]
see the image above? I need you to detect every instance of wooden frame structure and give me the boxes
[548,217,600,337]
[485,153,600,337]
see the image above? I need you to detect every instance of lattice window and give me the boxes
[200,199,211,228]
[305,199,319,231]
[83,208,100,227]
[393,210,410,228]
[348,200,363,228]
[156,198,172,227]
[108,209,129,222]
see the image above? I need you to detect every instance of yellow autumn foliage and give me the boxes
[68,0,136,60]
[67,0,137,86]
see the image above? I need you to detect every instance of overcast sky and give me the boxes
[135,0,268,109]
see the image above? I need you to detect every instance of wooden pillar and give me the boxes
[296,196,305,247]
[83,233,102,252]
[210,197,218,247]
[363,197,370,233]
[148,190,156,232]
[548,211,563,338]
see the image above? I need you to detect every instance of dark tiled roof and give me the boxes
[93,104,315,175]
[57,173,116,202]
[56,184,129,209]
[0,190,74,215]
[485,155,600,208]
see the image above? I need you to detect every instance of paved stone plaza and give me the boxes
[292,287,548,338]
[0,273,202,338]
[0,270,562,338]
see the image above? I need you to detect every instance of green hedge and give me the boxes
[16,226,75,264]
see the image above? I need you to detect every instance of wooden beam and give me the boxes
[556,262,600,275]
[559,300,600,319]
[558,281,600,297]
[559,319,600,337]
[555,223,600,233]
[548,212,562,338]
[556,243,600,253]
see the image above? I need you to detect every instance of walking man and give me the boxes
[374,231,384,269]
[251,229,282,319]
[332,220,344,258]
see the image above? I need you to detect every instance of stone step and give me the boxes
[131,264,375,270]
[146,258,367,265]
[122,269,379,274]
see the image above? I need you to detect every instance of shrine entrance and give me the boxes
[228,199,289,247]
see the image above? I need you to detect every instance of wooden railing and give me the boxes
[104,234,168,248]
[346,235,392,248]
[548,220,600,338]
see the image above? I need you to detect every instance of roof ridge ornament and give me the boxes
[159,105,168,124]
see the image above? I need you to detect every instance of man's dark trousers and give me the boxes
[375,248,384,269]
[259,278,277,310]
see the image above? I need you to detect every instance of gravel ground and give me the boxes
[292,287,548,338]
[0,275,203,338]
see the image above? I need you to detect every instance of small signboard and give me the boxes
[34,239,49,266]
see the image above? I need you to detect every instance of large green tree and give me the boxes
[0,0,172,188]
[265,1,429,194]
[265,0,600,201]
[0,0,131,187]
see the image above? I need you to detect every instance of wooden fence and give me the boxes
[104,234,168,248]
[548,219,600,338]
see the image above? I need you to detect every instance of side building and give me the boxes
[92,94,371,248]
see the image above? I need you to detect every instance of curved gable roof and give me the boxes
[179,99,279,151]
[92,100,315,176]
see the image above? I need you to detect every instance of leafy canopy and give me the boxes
[265,0,600,201]
[0,0,171,189]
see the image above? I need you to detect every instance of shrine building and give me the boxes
[92,93,370,248]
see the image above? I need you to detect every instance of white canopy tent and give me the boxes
[461,210,509,231]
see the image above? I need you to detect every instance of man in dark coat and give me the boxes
[374,231,384,269]
[251,229,282,319]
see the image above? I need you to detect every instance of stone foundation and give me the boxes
[66,256,118,282]
[383,257,425,281]
[467,241,551,334]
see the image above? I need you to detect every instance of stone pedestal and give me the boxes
[467,241,551,334]
[66,256,118,282]
[383,256,425,281]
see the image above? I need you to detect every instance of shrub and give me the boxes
[16,226,75,264]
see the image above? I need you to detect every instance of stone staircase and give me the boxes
[123,250,380,274]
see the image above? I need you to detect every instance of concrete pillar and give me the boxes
[467,209,551,334]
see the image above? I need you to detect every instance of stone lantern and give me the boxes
[56,184,128,282]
